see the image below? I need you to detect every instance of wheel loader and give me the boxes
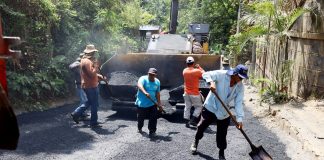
[99,0,221,114]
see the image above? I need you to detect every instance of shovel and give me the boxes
[212,91,273,160]
[146,96,167,114]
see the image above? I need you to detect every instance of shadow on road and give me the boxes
[106,111,137,121]
[106,110,186,123]
[137,131,180,142]
[196,152,217,160]
[0,101,293,159]
[0,104,105,156]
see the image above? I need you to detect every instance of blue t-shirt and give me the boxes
[135,75,161,108]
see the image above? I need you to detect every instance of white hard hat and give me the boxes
[186,56,195,64]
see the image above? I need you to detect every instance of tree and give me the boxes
[227,0,311,102]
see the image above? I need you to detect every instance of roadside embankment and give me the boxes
[244,85,324,160]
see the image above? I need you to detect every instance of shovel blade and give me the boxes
[249,146,273,160]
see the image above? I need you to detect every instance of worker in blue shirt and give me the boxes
[190,64,248,160]
[135,68,161,137]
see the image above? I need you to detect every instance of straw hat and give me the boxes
[83,44,98,54]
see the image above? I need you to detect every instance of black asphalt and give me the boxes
[0,99,290,160]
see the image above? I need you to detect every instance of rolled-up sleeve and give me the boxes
[234,86,245,122]
[202,71,219,83]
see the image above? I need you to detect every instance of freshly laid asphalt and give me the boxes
[0,99,291,160]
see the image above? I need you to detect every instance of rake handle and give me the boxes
[212,91,256,149]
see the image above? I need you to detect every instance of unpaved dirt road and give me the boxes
[0,97,298,160]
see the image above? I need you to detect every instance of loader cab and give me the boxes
[188,23,210,54]
[139,25,161,52]
[146,34,191,54]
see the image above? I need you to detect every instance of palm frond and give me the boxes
[285,7,310,30]
[229,25,268,54]
[250,1,275,17]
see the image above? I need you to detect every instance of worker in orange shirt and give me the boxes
[183,56,205,127]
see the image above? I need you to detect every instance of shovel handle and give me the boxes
[212,91,256,149]
[147,96,166,114]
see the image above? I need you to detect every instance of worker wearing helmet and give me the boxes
[183,56,205,127]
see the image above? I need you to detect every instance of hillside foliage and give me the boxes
[0,0,238,110]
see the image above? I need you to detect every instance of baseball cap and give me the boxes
[222,58,229,65]
[186,56,195,64]
[148,68,157,75]
[226,64,249,79]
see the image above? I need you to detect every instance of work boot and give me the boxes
[90,122,102,128]
[189,117,198,126]
[81,113,90,118]
[70,113,79,124]
[219,149,226,160]
[138,128,143,134]
[190,140,199,154]
[149,131,156,138]
[185,120,190,128]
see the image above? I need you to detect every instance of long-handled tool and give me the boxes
[146,96,166,114]
[98,66,120,102]
[212,91,273,160]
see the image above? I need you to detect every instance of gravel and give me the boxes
[160,89,170,101]
[0,97,295,160]
[108,71,139,85]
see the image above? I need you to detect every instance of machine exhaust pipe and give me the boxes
[169,0,179,34]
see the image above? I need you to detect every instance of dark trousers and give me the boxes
[195,108,231,150]
[137,105,157,133]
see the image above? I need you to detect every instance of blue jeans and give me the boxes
[73,88,88,116]
[73,87,99,125]
[78,87,88,106]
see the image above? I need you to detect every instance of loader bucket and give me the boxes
[100,53,221,102]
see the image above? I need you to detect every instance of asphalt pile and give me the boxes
[109,71,139,85]
[160,89,170,101]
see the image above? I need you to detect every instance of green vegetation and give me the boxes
[1,0,239,110]
[177,0,238,53]
[227,0,309,60]
[228,0,312,103]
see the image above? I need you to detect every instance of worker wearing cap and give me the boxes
[71,44,104,127]
[135,68,161,137]
[222,58,231,70]
[183,56,205,127]
[190,64,248,160]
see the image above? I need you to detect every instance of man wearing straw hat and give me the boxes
[71,44,104,127]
